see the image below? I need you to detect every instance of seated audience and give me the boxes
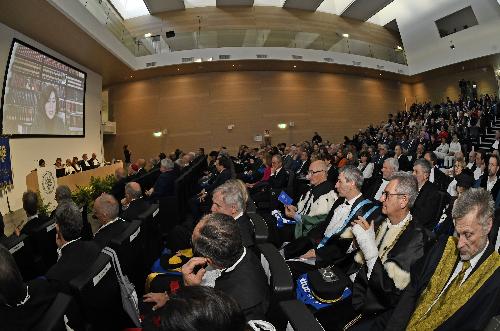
[284,160,337,239]
[251,154,289,210]
[120,182,151,221]
[394,144,411,172]
[411,159,442,232]
[211,180,255,249]
[46,201,100,291]
[314,172,426,330]
[473,150,486,180]
[424,151,451,192]
[14,191,49,237]
[363,158,398,202]
[357,150,374,179]
[145,158,177,200]
[144,286,247,331]
[92,193,128,249]
[476,154,500,201]
[111,167,127,203]
[295,149,311,176]
[385,188,500,331]
[445,134,462,168]
[0,246,59,331]
[136,158,147,177]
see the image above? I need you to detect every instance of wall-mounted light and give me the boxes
[396,45,403,51]
[277,123,287,129]
[342,33,349,38]
[153,131,162,137]
[227,124,235,130]
[144,33,152,38]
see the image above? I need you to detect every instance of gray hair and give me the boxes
[55,185,72,203]
[194,213,243,268]
[161,158,174,170]
[54,201,82,241]
[125,182,142,200]
[413,158,432,175]
[213,181,245,213]
[384,158,399,172]
[340,165,364,190]
[94,193,119,221]
[452,188,494,231]
[388,172,418,208]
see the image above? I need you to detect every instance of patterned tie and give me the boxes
[427,260,471,316]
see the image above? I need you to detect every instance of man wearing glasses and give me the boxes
[314,172,426,330]
[284,160,338,239]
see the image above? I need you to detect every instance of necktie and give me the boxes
[427,260,471,316]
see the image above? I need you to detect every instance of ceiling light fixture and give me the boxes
[144,33,152,38]
[396,45,403,51]
[153,131,162,137]
[342,33,349,38]
[277,123,287,129]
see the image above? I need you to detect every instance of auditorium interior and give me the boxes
[0,0,499,330]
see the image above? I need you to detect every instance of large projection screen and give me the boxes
[1,39,86,137]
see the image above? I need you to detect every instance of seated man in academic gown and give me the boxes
[211,180,256,249]
[283,160,338,240]
[92,193,128,249]
[411,159,442,233]
[363,158,398,203]
[145,158,178,201]
[385,188,500,331]
[111,168,127,204]
[314,172,427,330]
[13,191,50,237]
[251,154,289,210]
[394,144,411,172]
[284,166,382,277]
[476,154,500,202]
[46,201,100,292]
[120,182,151,222]
[78,154,92,171]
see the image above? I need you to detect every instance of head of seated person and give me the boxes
[55,201,83,248]
[115,167,127,181]
[22,190,38,218]
[55,185,72,205]
[157,286,246,331]
[93,194,119,226]
[192,213,243,270]
[336,165,363,200]
[211,181,245,219]
[160,158,174,173]
[124,182,142,202]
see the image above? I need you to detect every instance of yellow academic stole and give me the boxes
[407,237,500,330]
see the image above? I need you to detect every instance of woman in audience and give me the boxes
[0,246,58,331]
[30,85,65,135]
[246,153,272,191]
[357,150,374,179]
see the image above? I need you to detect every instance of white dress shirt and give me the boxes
[374,180,389,201]
[323,193,362,238]
[487,176,497,192]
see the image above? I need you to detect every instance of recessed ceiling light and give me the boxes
[379,73,382,76]
[177,68,180,71]
[232,64,235,67]
[144,33,152,38]
[342,33,349,38]
[396,45,403,50]
[293,65,297,68]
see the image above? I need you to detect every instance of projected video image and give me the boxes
[1,39,86,136]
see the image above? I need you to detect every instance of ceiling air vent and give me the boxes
[146,62,157,68]
[219,55,231,60]
[377,65,385,69]
[352,61,361,66]
[256,54,268,59]
[324,57,334,63]
[292,55,303,60]
[182,57,194,63]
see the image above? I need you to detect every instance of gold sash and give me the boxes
[407,237,500,330]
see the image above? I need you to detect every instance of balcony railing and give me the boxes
[78,0,407,65]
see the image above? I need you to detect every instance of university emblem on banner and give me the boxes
[0,136,13,190]
[41,170,56,194]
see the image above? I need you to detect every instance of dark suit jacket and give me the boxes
[214,249,270,321]
[295,160,310,176]
[385,237,500,331]
[150,170,177,200]
[120,198,151,221]
[110,178,127,203]
[79,160,92,171]
[20,214,50,236]
[206,168,232,193]
[431,167,452,192]
[397,154,412,172]
[136,168,147,178]
[268,168,289,191]
[411,181,442,232]
[46,240,100,290]
[362,177,385,202]
[93,219,129,249]
[236,213,255,248]
[478,174,500,203]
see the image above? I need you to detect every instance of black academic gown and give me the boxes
[384,238,500,331]
[236,213,255,249]
[411,181,442,232]
[120,198,151,222]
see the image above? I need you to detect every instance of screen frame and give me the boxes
[0,38,87,138]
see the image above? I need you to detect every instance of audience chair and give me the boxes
[109,220,145,295]
[249,213,269,244]
[137,203,162,268]
[279,300,325,331]
[158,195,181,234]
[29,217,58,272]
[33,293,82,331]
[69,252,133,330]
[484,315,500,331]
[256,243,294,302]
[80,204,93,241]
[5,233,42,280]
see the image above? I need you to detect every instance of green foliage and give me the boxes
[36,191,52,216]
[71,174,117,207]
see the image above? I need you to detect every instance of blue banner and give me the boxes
[0,136,13,189]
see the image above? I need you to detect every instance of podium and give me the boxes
[26,162,123,193]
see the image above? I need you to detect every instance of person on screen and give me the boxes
[30,85,65,135]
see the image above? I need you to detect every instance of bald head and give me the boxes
[94,193,119,224]
[308,160,327,186]
[137,159,146,169]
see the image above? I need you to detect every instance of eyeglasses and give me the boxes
[307,170,324,175]
[381,191,406,199]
